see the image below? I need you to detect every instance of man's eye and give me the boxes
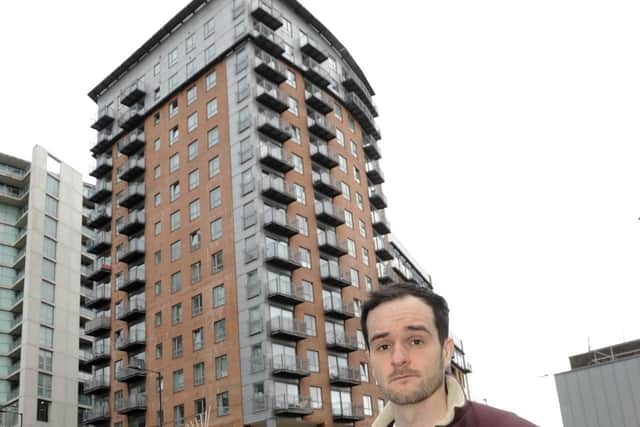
[410,339,424,345]
[376,344,390,351]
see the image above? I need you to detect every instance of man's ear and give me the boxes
[442,337,454,369]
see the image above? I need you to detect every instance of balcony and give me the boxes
[302,55,331,88]
[259,138,294,173]
[115,362,146,383]
[87,257,112,281]
[117,104,145,131]
[117,237,145,264]
[117,183,145,208]
[118,157,145,181]
[8,316,21,335]
[86,286,111,309]
[91,106,115,131]
[315,199,345,226]
[83,376,110,394]
[267,277,304,305]
[272,395,313,417]
[329,366,361,386]
[89,156,113,179]
[81,404,110,424]
[256,79,289,113]
[268,316,307,341]
[254,50,286,84]
[0,184,26,205]
[307,111,336,141]
[377,262,398,285]
[11,249,25,270]
[89,180,112,203]
[251,0,283,30]
[374,236,394,261]
[271,355,310,378]
[118,209,145,236]
[257,111,291,142]
[252,21,285,57]
[88,205,112,228]
[6,361,20,381]
[392,258,413,282]
[116,299,146,322]
[309,138,339,169]
[345,92,381,140]
[86,347,111,365]
[371,210,391,235]
[365,159,385,186]
[317,229,348,257]
[368,185,388,209]
[312,170,341,198]
[118,128,146,156]
[320,262,351,288]
[120,81,146,107]
[265,243,301,271]
[323,297,355,320]
[363,134,381,160]
[342,73,378,117]
[87,231,111,255]
[261,175,296,205]
[116,393,147,414]
[116,330,146,352]
[326,330,359,353]
[263,208,298,238]
[305,81,333,115]
[118,265,145,292]
[85,316,111,337]
[91,130,114,155]
[333,404,365,422]
[299,33,328,63]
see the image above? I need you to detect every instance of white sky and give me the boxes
[2,1,640,425]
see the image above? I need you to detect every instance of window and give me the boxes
[191,261,202,284]
[194,362,205,386]
[281,17,292,35]
[242,201,256,228]
[171,271,182,293]
[291,125,301,144]
[214,318,226,342]
[217,392,230,416]
[359,219,367,238]
[299,247,311,268]
[307,350,320,372]
[334,104,343,121]
[362,247,370,266]
[187,85,198,104]
[356,192,364,210]
[154,165,161,179]
[351,140,358,157]
[296,215,308,235]
[286,69,296,87]
[189,169,200,191]
[42,259,55,281]
[366,276,373,291]
[154,111,161,125]
[215,354,228,379]
[304,314,316,336]
[156,343,163,359]
[207,98,218,118]
[378,398,385,414]
[209,186,222,208]
[208,156,220,177]
[173,369,185,392]
[170,181,180,202]
[336,128,345,146]
[170,240,181,262]
[168,73,178,90]
[241,169,254,195]
[301,280,313,302]
[338,155,347,173]
[188,140,199,160]
[192,327,204,350]
[43,237,56,260]
[357,330,366,349]
[187,112,198,132]
[172,335,183,358]
[185,33,195,52]
[195,398,206,422]
[37,399,50,422]
[246,270,259,298]
[350,268,360,288]
[212,250,223,273]
[288,96,299,115]
[206,71,217,90]
[154,62,160,76]
[213,285,225,307]
[170,210,180,231]
[189,199,200,221]
[41,281,55,303]
[210,217,223,240]
[363,395,373,416]
[38,349,53,371]
[174,404,185,427]
[205,43,216,63]
[154,192,161,207]
[44,216,57,238]
[190,229,201,251]
[155,311,162,327]
[38,373,52,398]
[169,100,179,118]
[168,48,178,67]
[46,175,59,196]
[294,184,306,204]
[354,166,361,183]
[292,154,303,173]
[348,115,356,132]
[341,182,350,200]
[154,137,161,151]
[154,281,162,295]
[204,17,215,37]
[171,303,183,325]
[207,126,219,148]
[169,153,180,173]
[347,239,356,257]
[169,126,179,145]
[40,303,54,325]
[248,306,262,335]
[310,386,322,409]
[360,362,370,382]
[45,195,58,217]
[344,210,353,229]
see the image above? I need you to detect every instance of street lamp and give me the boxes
[129,366,163,426]
[0,408,23,427]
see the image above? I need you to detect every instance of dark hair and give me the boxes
[361,283,450,348]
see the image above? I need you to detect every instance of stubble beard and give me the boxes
[382,357,445,406]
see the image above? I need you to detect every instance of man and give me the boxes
[362,283,536,427]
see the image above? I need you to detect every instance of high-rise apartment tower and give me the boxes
[86,1,389,426]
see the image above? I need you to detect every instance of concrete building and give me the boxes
[0,146,96,426]
[555,338,640,427]
[86,1,388,426]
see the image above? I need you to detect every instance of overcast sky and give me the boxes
[2,1,640,425]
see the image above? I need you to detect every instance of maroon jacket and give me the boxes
[446,401,538,427]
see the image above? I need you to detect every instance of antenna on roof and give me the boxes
[587,337,591,352]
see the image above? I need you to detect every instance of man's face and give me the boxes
[366,296,453,405]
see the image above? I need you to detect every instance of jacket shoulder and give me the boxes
[463,402,538,427]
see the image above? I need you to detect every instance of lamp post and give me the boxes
[129,366,163,426]
[0,408,23,427]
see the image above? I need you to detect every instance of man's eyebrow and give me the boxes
[369,332,389,343]
[406,325,433,335]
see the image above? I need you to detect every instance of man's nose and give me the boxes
[390,344,408,366]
